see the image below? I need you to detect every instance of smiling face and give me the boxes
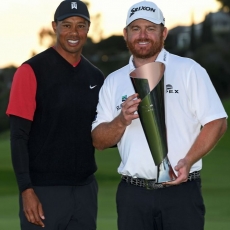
[124,19,167,61]
[52,16,90,61]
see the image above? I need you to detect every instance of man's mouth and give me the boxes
[68,39,79,44]
[138,41,149,45]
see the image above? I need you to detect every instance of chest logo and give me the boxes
[166,84,179,94]
[90,85,97,89]
[116,95,127,111]
[122,95,127,102]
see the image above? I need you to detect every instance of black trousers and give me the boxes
[19,179,98,230]
[116,178,205,230]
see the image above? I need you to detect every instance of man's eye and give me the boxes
[147,27,155,31]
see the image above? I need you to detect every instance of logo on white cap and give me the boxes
[71,2,78,9]
[126,1,165,26]
[129,6,156,18]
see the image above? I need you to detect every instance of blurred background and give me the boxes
[0,0,230,229]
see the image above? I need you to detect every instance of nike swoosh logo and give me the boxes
[90,85,97,89]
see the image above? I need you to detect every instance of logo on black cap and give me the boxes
[71,2,77,9]
[54,0,90,22]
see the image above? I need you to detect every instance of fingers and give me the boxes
[123,94,140,110]
[119,94,141,126]
[22,189,45,227]
[164,173,187,186]
[164,159,190,186]
[24,207,45,227]
[125,93,139,102]
[38,203,45,221]
[174,160,184,171]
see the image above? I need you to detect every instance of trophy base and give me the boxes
[156,156,177,184]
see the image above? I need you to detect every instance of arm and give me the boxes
[167,117,227,185]
[10,115,32,192]
[92,93,141,150]
[10,115,45,227]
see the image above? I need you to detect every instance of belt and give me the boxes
[121,171,200,190]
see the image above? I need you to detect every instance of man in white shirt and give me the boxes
[92,1,228,230]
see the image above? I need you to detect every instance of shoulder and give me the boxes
[24,48,55,66]
[168,53,197,67]
[106,64,129,81]
[167,53,203,70]
[81,56,104,78]
[99,64,130,92]
[16,63,34,72]
[166,53,211,91]
[13,64,35,81]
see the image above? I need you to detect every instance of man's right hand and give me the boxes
[22,188,45,227]
[92,93,141,150]
[118,93,141,127]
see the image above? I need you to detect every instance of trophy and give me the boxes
[130,62,176,183]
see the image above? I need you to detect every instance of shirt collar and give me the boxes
[155,48,169,65]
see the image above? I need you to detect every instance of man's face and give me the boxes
[123,19,167,59]
[52,16,89,56]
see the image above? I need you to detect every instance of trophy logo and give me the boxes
[130,62,177,183]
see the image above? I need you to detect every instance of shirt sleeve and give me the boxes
[187,62,228,126]
[6,64,37,121]
[10,115,33,193]
[92,77,114,130]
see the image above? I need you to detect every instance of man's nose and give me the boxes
[139,29,148,39]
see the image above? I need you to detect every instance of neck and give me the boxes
[53,45,82,65]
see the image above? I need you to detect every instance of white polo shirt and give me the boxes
[92,49,227,180]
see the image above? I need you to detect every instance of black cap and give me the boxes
[54,0,90,22]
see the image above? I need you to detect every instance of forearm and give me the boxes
[168,118,227,185]
[92,93,141,150]
[92,116,127,150]
[185,118,227,167]
[10,115,32,193]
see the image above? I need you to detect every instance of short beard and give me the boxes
[126,35,164,59]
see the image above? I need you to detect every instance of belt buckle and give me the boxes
[144,179,155,190]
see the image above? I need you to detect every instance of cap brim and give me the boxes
[127,16,163,26]
[57,13,90,22]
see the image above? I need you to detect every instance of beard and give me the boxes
[126,34,164,59]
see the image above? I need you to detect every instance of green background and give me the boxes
[0,99,229,230]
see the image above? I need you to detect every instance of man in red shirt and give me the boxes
[6,1,104,229]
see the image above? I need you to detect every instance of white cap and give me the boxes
[126,1,165,26]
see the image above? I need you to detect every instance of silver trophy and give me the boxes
[130,62,176,183]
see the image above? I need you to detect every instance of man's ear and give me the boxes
[87,21,91,33]
[123,27,127,41]
[52,21,57,34]
[163,27,168,41]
